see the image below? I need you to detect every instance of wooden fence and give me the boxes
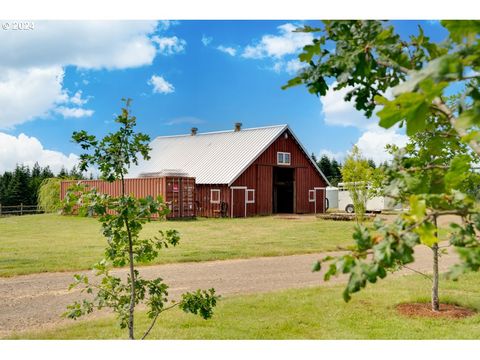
[0,204,44,217]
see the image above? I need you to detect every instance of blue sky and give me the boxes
[0,20,448,173]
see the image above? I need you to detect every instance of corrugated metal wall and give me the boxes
[60,177,196,219]
[230,129,328,216]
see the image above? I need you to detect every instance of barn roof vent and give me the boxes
[234,122,242,132]
[191,127,198,136]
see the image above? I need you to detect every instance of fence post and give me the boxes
[0,203,2,216]
[20,203,23,216]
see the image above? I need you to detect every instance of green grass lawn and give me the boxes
[0,214,356,277]
[10,272,480,340]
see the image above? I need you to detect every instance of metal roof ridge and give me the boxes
[153,124,288,140]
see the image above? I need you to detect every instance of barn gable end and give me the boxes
[230,128,328,217]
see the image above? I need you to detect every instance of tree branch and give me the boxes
[432,97,480,156]
[400,265,433,282]
[376,59,411,75]
[141,302,179,340]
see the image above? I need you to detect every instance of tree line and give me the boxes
[0,163,88,206]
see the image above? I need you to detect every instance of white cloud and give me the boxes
[321,83,378,129]
[157,21,178,31]
[272,62,284,73]
[0,21,163,128]
[0,132,79,174]
[242,23,313,59]
[69,90,89,106]
[320,82,407,164]
[271,58,306,75]
[148,75,174,94]
[285,58,305,74]
[318,149,345,162]
[153,36,186,55]
[0,21,159,70]
[355,125,408,164]
[217,45,237,56]
[54,107,94,118]
[0,67,64,128]
[52,89,94,119]
[201,35,213,46]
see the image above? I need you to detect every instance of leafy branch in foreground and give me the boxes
[285,20,480,311]
[62,99,218,339]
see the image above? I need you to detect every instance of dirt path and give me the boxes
[0,245,458,338]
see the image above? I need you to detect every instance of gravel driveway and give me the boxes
[0,245,458,338]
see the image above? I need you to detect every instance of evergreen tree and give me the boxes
[330,159,343,186]
[318,155,333,180]
[0,163,81,206]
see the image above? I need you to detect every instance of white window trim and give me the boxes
[277,151,291,165]
[308,189,315,202]
[210,189,221,204]
[246,189,255,204]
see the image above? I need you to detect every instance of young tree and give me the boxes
[38,178,63,213]
[341,146,374,223]
[62,99,218,339]
[284,20,480,311]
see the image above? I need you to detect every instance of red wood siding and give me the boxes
[195,184,230,217]
[60,177,195,219]
[256,165,272,215]
[231,129,327,215]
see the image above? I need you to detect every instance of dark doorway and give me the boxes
[273,167,294,213]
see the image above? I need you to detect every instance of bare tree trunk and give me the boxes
[121,173,136,340]
[432,216,440,312]
[126,221,135,339]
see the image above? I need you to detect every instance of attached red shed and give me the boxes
[129,124,330,218]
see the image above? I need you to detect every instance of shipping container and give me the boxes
[60,176,196,219]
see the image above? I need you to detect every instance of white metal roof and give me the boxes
[128,124,330,185]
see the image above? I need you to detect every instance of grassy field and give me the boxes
[10,272,480,340]
[0,214,356,277]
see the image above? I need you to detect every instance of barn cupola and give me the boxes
[191,127,198,136]
[234,122,242,132]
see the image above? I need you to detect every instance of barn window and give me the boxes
[277,152,291,165]
[309,190,315,202]
[210,189,221,204]
[246,189,255,204]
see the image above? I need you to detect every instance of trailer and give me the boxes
[333,183,397,213]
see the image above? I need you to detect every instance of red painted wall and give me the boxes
[230,129,328,216]
[195,184,230,217]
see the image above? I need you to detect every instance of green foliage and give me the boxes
[37,178,63,213]
[62,99,218,339]
[317,155,343,186]
[285,20,480,304]
[340,146,381,223]
[0,163,85,207]
[0,163,55,206]
[179,288,218,319]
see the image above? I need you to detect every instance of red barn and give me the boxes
[129,124,330,218]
